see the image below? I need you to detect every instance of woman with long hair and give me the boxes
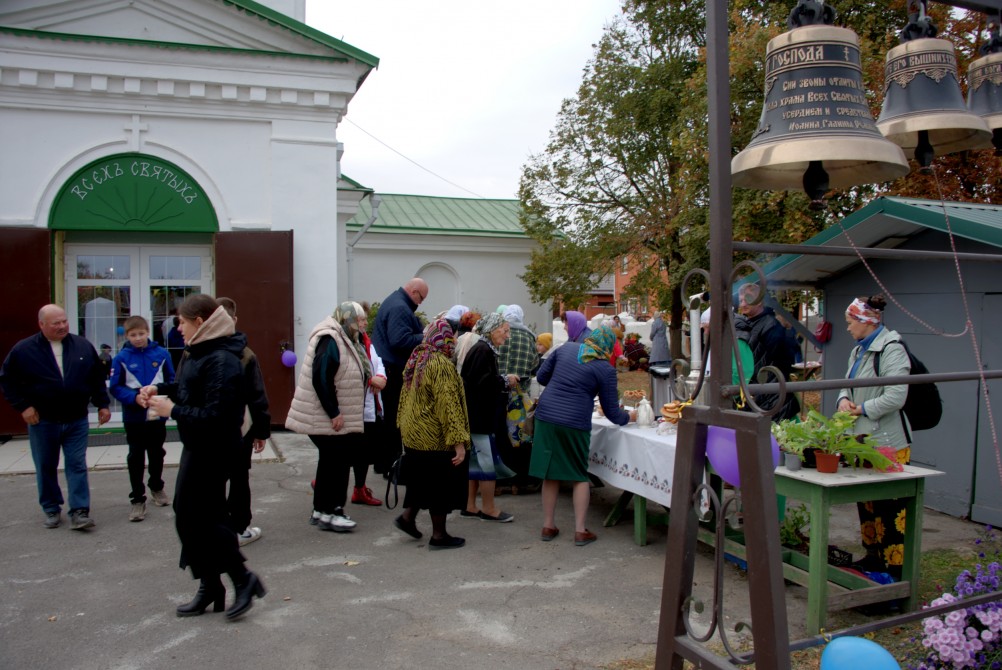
[145,294,265,620]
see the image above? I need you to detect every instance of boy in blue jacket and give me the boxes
[110,316,175,522]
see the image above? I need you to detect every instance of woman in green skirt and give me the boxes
[529,325,635,546]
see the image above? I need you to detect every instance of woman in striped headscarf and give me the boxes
[393,319,471,549]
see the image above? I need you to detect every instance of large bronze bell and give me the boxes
[732,24,909,207]
[967,33,1002,153]
[878,18,992,167]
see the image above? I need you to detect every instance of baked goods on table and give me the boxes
[622,389,646,402]
[661,400,684,424]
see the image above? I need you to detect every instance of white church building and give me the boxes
[0,0,546,431]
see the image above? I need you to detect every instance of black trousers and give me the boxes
[375,363,405,474]
[125,420,167,503]
[226,434,254,533]
[310,433,363,513]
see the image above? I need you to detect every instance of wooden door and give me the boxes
[215,231,294,426]
[0,228,52,436]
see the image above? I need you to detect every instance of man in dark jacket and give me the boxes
[734,285,800,422]
[217,297,271,547]
[0,304,111,530]
[370,278,427,474]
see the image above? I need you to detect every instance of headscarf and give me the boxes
[564,311,587,341]
[846,298,882,325]
[474,312,505,337]
[334,301,372,384]
[404,318,455,389]
[578,324,617,364]
[536,333,552,352]
[445,304,469,322]
[495,304,507,314]
[502,304,524,327]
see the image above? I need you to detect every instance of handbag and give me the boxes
[384,453,406,510]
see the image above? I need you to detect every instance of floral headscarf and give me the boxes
[404,318,456,389]
[474,312,505,337]
[846,298,882,325]
[334,301,371,383]
[578,325,617,364]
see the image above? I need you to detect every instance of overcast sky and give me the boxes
[305,1,622,199]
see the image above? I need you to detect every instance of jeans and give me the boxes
[28,417,90,513]
[125,421,167,503]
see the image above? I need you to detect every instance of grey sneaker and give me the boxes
[129,502,147,522]
[237,526,262,546]
[43,511,61,529]
[69,510,96,531]
[150,489,170,507]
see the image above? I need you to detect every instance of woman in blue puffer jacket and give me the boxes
[529,325,635,547]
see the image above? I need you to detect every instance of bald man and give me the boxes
[370,278,428,475]
[0,305,111,530]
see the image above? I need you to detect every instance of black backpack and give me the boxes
[873,339,942,434]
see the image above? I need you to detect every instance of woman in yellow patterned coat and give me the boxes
[393,318,471,550]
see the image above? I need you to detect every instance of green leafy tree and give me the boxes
[521,0,1000,360]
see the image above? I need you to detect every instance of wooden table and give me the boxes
[773,464,943,634]
[588,418,677,545]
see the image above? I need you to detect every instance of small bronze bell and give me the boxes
[877,1,992,167]
[967,19,1002,153]
[732,1,908,208]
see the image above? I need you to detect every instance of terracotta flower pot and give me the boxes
[815,452,840,473]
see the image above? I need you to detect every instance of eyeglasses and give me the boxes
[412,288,426,302]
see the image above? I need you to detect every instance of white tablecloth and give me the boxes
[588,417,677,507]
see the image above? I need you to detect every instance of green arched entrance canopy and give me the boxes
[50,154,217,232]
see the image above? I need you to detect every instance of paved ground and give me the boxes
[0,431,985,670]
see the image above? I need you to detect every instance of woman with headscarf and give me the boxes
[352,302,385,506]
[459,313,519,522]
[529,325,636,547]
[285,302,370,533]
[393,319,471,549]
[144,294,265,620]
[454,311,483,373]
[836,295,911,579]
[561,310,591,345]
[649,311,670,366]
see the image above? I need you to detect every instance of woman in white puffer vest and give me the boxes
[286,302,369,532]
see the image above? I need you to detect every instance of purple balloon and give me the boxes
[281,350,297,368]
[704,425,781,488]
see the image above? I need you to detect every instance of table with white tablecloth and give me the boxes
[588,417,677,545]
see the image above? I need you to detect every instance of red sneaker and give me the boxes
[351,486,382,506]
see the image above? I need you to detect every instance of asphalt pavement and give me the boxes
[0,431,985,670]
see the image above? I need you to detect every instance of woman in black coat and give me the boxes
[145,294,265,620]
[459,313,518,522]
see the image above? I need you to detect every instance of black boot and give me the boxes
[176,576,225,617]
[225,570,266,621]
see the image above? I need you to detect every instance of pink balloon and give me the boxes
[281,350,297,368]
[704,425,780,488]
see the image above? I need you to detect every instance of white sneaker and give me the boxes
[237,526,262,546]
[318,509,356,532]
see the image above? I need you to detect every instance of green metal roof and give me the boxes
[345,194,527,239]
[763,197,1002,285]
[0,0,378,68]
[338,174,374,193]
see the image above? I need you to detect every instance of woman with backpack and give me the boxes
[836,294,911,580]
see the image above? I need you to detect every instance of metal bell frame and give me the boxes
[656,1,1002,669]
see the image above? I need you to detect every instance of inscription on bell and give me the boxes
[750,39,878,141]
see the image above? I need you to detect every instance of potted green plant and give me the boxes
[772,410,894,474]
